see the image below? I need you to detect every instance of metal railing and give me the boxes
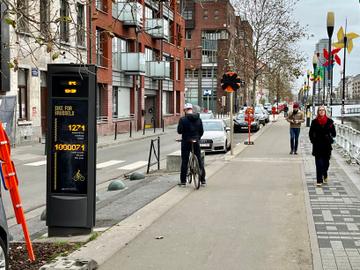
[335,123,360,165]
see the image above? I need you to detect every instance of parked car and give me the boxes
[0,185,9,269]
[200,119,231,153]
[233,113,260,132]
[199,112,215,120]
[254,107,267,125]
[259,107,270,123]
[264,103,272,113]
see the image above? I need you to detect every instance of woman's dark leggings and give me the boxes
[315,156,330,183]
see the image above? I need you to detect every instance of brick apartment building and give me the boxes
[182,0,253,113]
[91,0,185,136]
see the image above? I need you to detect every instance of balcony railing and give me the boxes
[115,2,143,27]
[146,61,170,79]
[145,18,169,39]
[121,52,146,75]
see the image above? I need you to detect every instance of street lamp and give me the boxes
[312,54,318,118]
[306,70,311,127]
[327,11,335,110]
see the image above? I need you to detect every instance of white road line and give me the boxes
[24,160,47,166]
[96,160,125,169]
[118,161,148,171]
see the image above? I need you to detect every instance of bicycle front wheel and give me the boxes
[191,155,201,190]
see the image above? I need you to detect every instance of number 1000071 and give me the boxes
[54,144,85,151]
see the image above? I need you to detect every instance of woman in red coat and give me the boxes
[309,105,336,187]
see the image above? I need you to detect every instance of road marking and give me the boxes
[24,160,47,166]
[97,160,125,169]
[118,161,148,171]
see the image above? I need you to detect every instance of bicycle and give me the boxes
[176,139,201,189]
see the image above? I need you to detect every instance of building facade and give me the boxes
[91,0,185,135]
[0,0,185,145]
[182,0,253,113]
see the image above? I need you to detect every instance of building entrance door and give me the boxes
[144,96,156,128]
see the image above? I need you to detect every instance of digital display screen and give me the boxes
[50,98,88,194]
[52,76,88,98]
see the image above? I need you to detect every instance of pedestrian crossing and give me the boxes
[24,159,148,171]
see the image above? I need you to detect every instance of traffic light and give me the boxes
[221,72,243,92]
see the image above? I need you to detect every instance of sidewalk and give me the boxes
[68,118,314,270]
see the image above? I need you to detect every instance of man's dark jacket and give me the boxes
[309,118,336,157]
[177,113,204,142]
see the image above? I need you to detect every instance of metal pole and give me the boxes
[341,36,347,124]
[157,136,160,170]
[312,79,316,119]
[198,48,203,108]
[207,94,209,111]
[230,91,234,155]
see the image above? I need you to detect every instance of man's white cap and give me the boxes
[184,103,193,110]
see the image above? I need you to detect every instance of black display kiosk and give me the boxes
[46,64,96,237]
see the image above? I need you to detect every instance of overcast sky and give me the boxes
[292,0,360,92]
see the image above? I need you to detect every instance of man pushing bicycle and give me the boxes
[177,103,206,187]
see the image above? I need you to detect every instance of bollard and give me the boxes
[143,120,146,135]
[162,119,164,132]
[153,118,156,133]
[129,121,132,138]
[114,122,118,140]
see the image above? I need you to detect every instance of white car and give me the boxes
[200,119,231,153]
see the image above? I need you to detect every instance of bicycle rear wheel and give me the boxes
[186,156,193,185]
[191,155,201,189]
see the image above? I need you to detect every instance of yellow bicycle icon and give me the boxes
[72,170,85,182]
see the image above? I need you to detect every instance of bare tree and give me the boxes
[0,0,94,70]
[232,0,307,104]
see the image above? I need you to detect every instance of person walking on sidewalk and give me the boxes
[286,102,304,155]
[177,103,206,186]
[309,105,336,187]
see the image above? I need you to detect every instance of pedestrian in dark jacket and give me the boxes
[286,102,304,155]
[177,103,206,186]
[309,105,336,187]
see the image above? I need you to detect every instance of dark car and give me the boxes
[233,113,260,132]
[0,184,9,269]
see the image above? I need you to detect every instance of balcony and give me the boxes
[116,2,143,27]
[146,61,170,79]
[121,53,146,75]
[145,19,169,39]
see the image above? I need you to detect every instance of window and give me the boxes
[96,0,107,12]
[112,87,118,118]
[60,0,70,43]
[183,10,192,20]
[17,0,29,32]
[96,29,106,67]
[185,49,191,59]
[40,0,50,35]
[77,3,85,46]
[162,92,171,114]
[185,30,191,40]
[145,6,154,19]
[214,10,219,20]
[117,88,131,118]
[176,60,180,81]
[112,37,127,70]
[203,10,208,19]
[18,69,28,120]
[145,47,155,61]
[96,84,106,120]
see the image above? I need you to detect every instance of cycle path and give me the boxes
[97,118,313,270]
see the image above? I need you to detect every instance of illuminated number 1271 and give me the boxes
[68,124,85,132]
